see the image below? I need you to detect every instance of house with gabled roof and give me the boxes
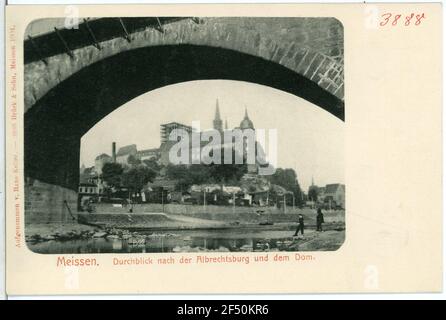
[320,183,345,209]
[115,144,137,164]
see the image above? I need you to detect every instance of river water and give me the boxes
[27,229,308,254]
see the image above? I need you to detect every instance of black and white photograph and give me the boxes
[23,17,345,254]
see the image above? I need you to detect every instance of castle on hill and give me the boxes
[86,99,267,176]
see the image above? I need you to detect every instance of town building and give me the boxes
[320,183,345,209]
[137,148,160,162]
[115,144,137,164]
[160,122,194,143]
[94,153,112,174]
[78,166,107,208]
[308,180,345,209]
[78,182,98,196]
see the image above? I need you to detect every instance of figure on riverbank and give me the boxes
[316,208,325,231]
[293,214,304,236]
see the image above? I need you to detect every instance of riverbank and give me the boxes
[25,207,345,249]
[27,225,345,253]
[77,208,345,228]
[25,223,98,242]
[77,212,231,229]
[25,215,345,247]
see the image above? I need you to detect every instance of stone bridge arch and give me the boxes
[24,17,344,222]
[25,17,344,114]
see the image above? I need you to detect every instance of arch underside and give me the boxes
[25,44,344,191]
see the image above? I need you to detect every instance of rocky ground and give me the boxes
[285,229,345,251]
[25,223,158,244]
[25,218,345,251]
[25,207,345,251]
[25,223,97,242]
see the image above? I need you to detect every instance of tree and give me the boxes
[121,165,157,196]
[209,147,247,188]
[165,147,248,191]
[143,158,161,172]
[165,164,212,191]
[127,154,141,166]
[308,186,318,203]
[101,162,124,188]
[165,164,189,189]
[268,168,304,206]
[188,164,212,185]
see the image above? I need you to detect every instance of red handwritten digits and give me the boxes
[380,12,425,27]
[405,13,414,26]
[392,14,401,26]
[380,13,392,26]
[415,13,425,25]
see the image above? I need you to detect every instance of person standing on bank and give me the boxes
[316,208,325,231]
[294,214,304,237]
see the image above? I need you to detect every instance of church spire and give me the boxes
[215,99,221,120]
[239,106,254,129]
[213,99,223,131]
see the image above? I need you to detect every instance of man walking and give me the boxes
[316,208,325,231]
[294,214,304,237]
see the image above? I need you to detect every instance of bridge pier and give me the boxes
[25,178,78,224]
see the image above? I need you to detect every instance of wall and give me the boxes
[96,202,289,215]
[25,178,78,224]
[77,212,171,227]
[93,203,345,224]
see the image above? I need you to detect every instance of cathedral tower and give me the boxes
[239,107,254,130]
[213,99,223,132]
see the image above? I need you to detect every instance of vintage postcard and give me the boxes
[4,3,442,295]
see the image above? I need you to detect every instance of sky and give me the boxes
[80,80,344,191]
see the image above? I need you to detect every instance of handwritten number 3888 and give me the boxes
[380,13,425,26]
